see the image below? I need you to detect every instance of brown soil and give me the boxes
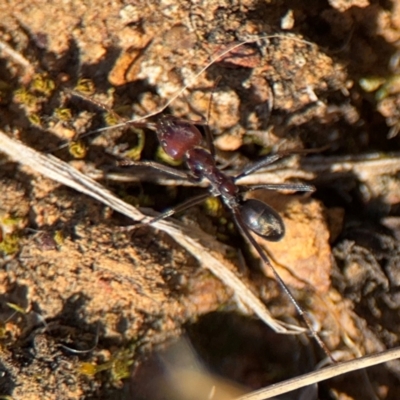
[1,0,400,399]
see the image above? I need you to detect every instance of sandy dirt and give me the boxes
[1,0,400,399]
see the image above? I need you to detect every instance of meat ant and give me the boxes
[124,115,333,361]
[70,35,334,361]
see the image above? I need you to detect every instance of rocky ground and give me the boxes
[1,0,400,399]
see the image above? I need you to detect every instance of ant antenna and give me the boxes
[75,34,316,137]
[203,75,221,157]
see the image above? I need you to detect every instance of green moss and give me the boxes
[123,128,146,161]
[31,74,55,96]
[54,107,72,122]
[0,234,19,255]
[68,141,87,159]
[75,78,95,95]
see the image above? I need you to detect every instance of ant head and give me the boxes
[240,199,285,242]
[157,115,202,160]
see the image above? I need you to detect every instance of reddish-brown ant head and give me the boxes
[157,115,202,160]
[240,199,285,242]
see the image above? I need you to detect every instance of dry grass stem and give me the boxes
[237,346,400,400]
[0,38,35,80]
[89,152,400,188]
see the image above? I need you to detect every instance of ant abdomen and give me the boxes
[240,199,285,241]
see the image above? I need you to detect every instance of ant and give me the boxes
[69,35,334,361]
[122,114,334,361]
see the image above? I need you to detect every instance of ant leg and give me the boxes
[202,77,222,158]
[240,183,315,193]
[142,192,211,225]
[118,160,191,180]
[234,154,283,180]
[203,124,216,158]
[236,146,331,181]
[230,207,336,363]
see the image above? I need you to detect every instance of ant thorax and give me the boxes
[186,146,239,200]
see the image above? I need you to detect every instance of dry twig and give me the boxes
[0,38,35,82]
[237,346,400,400]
